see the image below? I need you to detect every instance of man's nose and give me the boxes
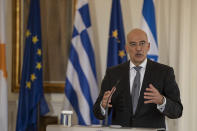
[136,44,142,50]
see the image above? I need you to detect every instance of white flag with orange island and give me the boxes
[0,0,8,130]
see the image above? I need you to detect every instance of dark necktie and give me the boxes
[132,66,142,115]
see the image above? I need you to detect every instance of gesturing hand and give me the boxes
[101,87,116,109]
[144,84,164,105]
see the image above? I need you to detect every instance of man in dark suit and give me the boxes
[93,28,183,129]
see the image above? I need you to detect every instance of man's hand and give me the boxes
[144,84,164,105]
[101,87,116,109]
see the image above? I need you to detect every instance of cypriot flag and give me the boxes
[0,0,8,130]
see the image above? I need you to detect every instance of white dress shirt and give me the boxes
[129,58,147,95]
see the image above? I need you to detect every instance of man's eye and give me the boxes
[130,42,136,46]
[140,41,145,45]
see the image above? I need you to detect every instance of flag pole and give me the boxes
[37,102,40,131]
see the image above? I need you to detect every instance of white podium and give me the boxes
[47,125,158,131]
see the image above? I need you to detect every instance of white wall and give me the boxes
[6,0,197,131]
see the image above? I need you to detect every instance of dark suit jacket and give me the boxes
[93,59,183,128]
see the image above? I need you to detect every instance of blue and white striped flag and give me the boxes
[65,0,99,125]
[141,0,158,61]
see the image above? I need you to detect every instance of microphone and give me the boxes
[104,80,120,126]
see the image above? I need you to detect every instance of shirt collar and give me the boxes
[130,58,147,69]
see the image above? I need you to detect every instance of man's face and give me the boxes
[125,29,150,66]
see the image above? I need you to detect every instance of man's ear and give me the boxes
[148,42,150,50]
[125,44,128,52]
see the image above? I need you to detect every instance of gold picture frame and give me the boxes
[12,0,76,93]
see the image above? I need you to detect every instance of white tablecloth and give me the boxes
[47,125,158,131]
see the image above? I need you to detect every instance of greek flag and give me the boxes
[141,0,158,61]
[65,0,99,125]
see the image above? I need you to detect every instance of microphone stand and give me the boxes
[104,97,110,126]
[104,87,116,126]
[103,80,120,126]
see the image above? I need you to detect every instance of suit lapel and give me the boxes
[120,61,132,112]
[134,59,152,115]
[112,61,131,108]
